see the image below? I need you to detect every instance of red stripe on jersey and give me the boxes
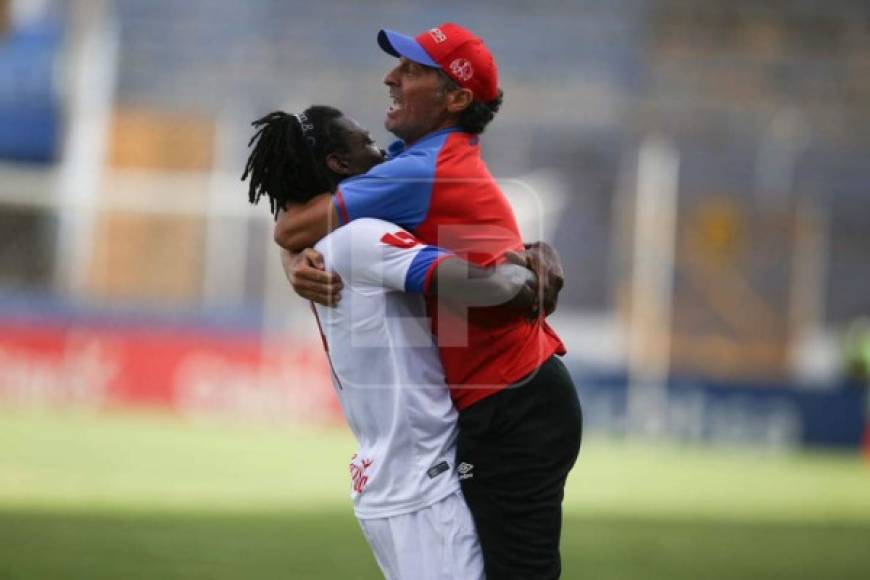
[414,131,565,410]
[334,190,350,225]
[422,254,458,295]
[310,302,344,390]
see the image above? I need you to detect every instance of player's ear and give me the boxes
[326,152,351,176]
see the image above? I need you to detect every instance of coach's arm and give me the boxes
[274,195,337,251]
[275,197,343,305]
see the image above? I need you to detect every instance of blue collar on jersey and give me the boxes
[385,126,463,160]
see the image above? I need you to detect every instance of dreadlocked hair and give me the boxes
[242,106,349,218]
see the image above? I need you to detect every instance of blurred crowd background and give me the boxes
[1,0,869,448]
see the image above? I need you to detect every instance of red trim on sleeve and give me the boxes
[423,254,458,295]
[334,190,350,225]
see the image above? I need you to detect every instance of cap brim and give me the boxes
[377,29,439,68]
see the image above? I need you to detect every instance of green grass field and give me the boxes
[1,410,869,579]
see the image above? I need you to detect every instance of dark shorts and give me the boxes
[456,355,583,580]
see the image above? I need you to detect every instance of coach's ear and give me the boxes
[326,152,351,176]
[446,87,474,114]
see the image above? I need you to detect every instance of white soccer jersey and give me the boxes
[312,218,459,520]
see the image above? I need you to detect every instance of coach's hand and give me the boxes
[524,241,564,318]
[281,248,343,306]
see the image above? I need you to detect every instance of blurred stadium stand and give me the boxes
[0,0,868,449]
[0,2,61,163]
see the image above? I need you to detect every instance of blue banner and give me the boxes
[572,366,867,450]
[0,20,62,163]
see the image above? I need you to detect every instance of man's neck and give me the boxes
[401,120,460,147]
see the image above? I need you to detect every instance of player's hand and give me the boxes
[286,248,343,306]
[502,250,539,314]
[524,241,564,318]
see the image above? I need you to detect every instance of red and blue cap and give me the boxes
[377,23,499,102]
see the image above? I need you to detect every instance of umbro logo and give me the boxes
[457,462,474,480]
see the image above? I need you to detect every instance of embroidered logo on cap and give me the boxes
[429,28,447,43]
[449,58,474,82]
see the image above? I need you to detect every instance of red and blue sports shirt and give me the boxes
[333,126,565,410]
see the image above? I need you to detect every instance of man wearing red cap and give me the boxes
[275,23,582,579]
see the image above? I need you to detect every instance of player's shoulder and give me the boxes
[315,218,403,252]
[336,218,403,239]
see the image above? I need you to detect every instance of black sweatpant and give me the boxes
[456,355,583,580]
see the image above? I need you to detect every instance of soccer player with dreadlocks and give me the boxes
[243,107,384,218]
[267,23,582,580]
[243,105,546,580]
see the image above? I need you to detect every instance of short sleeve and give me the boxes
[322,219,451,294]
[333,152,435,231]
[378,231,453,293]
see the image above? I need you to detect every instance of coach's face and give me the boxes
[383,57,453,145]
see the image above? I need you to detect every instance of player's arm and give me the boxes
[424,241,565,316]
[523,241,565,317]
[427,253,538,310]
[366,223,539,313]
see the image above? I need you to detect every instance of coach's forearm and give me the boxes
[279,248,298,287]
[273,194,338,251]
